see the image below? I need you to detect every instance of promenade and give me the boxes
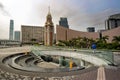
[0,46,119,66]
[0,46,120,80]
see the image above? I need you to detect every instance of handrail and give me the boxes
[31,46,114,66]
[31,46,45,60]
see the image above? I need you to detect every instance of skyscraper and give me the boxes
[9,20,14,40]
[59,17,69,28]
[44,7,54,46]
[105,13,120,30]
[14,31,20,41]
[87,27,95,32]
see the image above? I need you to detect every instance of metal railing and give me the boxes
[31,45,114,65]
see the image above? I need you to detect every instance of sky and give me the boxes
[0,0,120,39]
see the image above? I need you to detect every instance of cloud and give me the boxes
[0,2,10,39]
[0,0,120,39]
[0,14,9,39]
[68,8,120,31]
[30,0,120,31]
[0,2,4,8]
[0,2,10,16]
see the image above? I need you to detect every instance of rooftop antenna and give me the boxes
[48,0,51,14]
[48,6,50,13]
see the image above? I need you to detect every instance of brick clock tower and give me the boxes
[44,7,54,46]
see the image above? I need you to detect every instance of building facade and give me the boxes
[56,25,99,42]
[14,31,20,41]
[44,8,54,46]
[9,20,14,40]
[105,13,120,30]
[102,27,120,43]
[87,27,95,32]
[59,17,69,28]
[56,25,120,43]
[21,25,44,44]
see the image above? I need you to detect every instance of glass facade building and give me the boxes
[87,27,95,32]
[59,17,69,28]
[105,13,120,30]
[9,20,14,40]
[14,31,20,41]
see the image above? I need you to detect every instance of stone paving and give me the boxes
[0,46,120,80]
[37,62,59,68]
[0,46,97,79]
[114,52,120,67]
[0,46,31,55]
[0,67,98,80]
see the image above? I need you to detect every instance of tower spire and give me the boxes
[48,6,50,13]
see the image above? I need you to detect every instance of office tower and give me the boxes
[21,25,44,44]
[14,31,20,41]
[105,13,120,30]
[59,17,69,28]
[87,27,95,32]
[44,7,54,46]
[9,20,14,40]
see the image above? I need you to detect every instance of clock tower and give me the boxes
[44,7,54,46]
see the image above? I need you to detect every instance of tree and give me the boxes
[101,36,109,43]
[87,38,95,48]
[31,38,37,41]
[112,36,120,44]
[31,38,37,44]
[96,36,109,49]
[96,36,109,44]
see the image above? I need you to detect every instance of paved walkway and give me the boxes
[0,46,113,66]
[0,46,120,80]
[97,67,106,80]
[37,62,59,68]
[114,53,120,67]
[0,46,31,55]
[42,51,109,66]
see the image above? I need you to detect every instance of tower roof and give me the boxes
[45,6,54,27]
[109,13,120,19]
[47,6,52,18]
